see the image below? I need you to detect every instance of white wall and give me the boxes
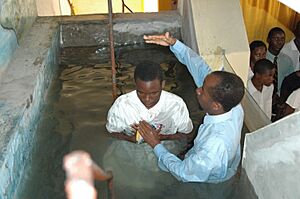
[36,0,71,16]
[190,0,249,84]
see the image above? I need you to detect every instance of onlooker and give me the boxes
[275,70,300,120]
[266,27,294,94]
[280,70,300,103]
[106,60,193,143]
[284,88,300,115]
[141,32,245,183]
[247,59,275,119]
[281,21,300,72]
[248,40,267,79]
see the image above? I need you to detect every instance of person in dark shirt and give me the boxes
[272,70,300,121]
[280,70,300,102]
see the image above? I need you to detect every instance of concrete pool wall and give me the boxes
[0,12,181,198]
[0,17,60,198]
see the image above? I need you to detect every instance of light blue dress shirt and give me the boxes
[153,40,244,183]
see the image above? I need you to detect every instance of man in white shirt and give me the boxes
[106,61,193,143]
[247,59,275,119]
[281,21,300,72]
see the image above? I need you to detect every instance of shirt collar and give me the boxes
[267,50,276,59]
[267,50,284,59]
[203,108,233,124]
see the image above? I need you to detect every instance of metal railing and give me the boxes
[66,0,76,15]
[108,0,118,99]
[122,0,133,13]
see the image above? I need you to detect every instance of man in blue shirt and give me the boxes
[139,32,245,183]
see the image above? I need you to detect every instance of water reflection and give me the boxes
[102,140,178,199]
[102,141,256,199]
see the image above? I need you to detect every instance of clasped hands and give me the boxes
[131,120,161,148]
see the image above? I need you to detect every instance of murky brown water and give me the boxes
[18,45,257,199]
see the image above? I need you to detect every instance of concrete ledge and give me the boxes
[242,111,300,199]
[60,11,181,48]
[0,26,18,75]
[0,17,60,198]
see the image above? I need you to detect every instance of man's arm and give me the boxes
[107,132,136,143]
[159,133,188,141]
[138,120,228,182]
[283,103,295,117]
[106,94,140,143]
[144,32,212,87]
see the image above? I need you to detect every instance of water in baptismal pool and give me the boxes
[19,45,257,199]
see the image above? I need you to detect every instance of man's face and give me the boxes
[195,74,218,114]
[259,68,275,86]
[135,78,163,109]
[250,46,266,67]
[268,32,285,52]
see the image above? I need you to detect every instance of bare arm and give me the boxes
[107,132,136,143]
[283,103,295,117]
[92,163,113,181]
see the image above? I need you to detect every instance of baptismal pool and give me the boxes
[18,44,257,199]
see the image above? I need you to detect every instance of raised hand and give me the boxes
[143,32,176,46]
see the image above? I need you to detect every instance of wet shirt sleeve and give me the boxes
[153,139,229,183]
[106,97,132,134]
[170,40,212,88]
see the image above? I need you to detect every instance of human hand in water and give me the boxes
[143,32,177,46]
[138,120,161,148]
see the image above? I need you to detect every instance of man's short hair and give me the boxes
[267,27,285,39]
[253,59,275,74]
[249,40,266,53]
[209,71,245,112]
[134,61,164,82]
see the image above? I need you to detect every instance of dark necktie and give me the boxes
[273,56,278,93]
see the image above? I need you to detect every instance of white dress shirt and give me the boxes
[281,39,300,72]
[248,67,254,80]
[286,88,300,112]
[106,90,193,135]
[247,79,274,119]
